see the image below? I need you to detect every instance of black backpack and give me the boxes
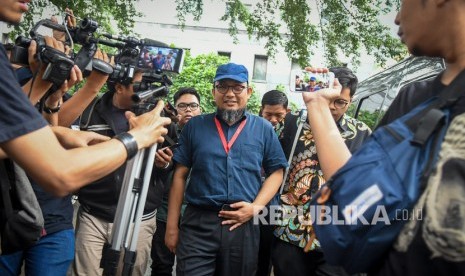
[0,160,44,254]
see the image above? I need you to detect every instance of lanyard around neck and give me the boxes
[214,117,247,154]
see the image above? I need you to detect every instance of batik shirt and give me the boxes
[274,110,371,250]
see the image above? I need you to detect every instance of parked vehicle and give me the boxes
[350,56,445,127]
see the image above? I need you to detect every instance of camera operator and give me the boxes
[72,56,162,276]
[0,0,170,227]
[0,28,119,276]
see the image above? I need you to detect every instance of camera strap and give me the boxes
[279,109,307,194]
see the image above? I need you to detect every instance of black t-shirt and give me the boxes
[0,43,47,143]
[373,74,465,276]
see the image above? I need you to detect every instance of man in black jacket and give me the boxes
[72,58,161,276]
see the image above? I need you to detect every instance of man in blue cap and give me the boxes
[152,50,165,70]
[306,76,319,92]
[165,62,288,275]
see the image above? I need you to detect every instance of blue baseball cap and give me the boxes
[310,76,317,81]
[214,63,248,83]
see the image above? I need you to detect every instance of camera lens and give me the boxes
[80,18,98,32]
[15,36,31,47]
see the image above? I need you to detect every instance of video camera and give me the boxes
[105,34,185,85]
[9,19,74,86]
[9,15,116,85]
[65,17,116,76]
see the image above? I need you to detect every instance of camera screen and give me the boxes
[138,46,184,74]
[290,69,334,93]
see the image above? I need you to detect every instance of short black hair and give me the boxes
[329,67,358,97]
[173,87,201,105]
[261,90,288,109]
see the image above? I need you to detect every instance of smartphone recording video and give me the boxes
[138,45,185,74]
[290,68,334,93]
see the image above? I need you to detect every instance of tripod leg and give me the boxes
[101,150,145,276]
[122,144,158,276]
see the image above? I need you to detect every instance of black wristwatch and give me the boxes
[43,102,61,114]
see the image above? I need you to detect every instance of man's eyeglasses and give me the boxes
[215,85,247,94]
[176,103,200,111]
[333,99,349,109]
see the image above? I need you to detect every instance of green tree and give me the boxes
[18,1,407,69]
[170,52,261,114]
[274,84,299,112]
[347,105,384,129]
[175,0,408,67]
[14,0,142,37]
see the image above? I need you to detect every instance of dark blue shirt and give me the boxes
[0,44,47,143]
[174,112,287,208]
[3,45,73,235]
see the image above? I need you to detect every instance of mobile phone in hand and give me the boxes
[290,68,334,93]
[165,143,181,151]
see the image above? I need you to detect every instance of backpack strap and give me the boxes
[279,109,307,195]
[79,96,101,131]
[411,109,446,146]
[406,68,465,135]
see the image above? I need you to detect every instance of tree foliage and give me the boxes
[347,105,384,129]
[12,0,142,38]
[175,0,407,67]
[170,52,261,114]
[17,0,407,72]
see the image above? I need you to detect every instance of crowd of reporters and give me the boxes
[2,0,465,275]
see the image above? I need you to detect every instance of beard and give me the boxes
[217,108,246,125]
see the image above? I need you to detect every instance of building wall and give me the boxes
[134,0,304,105]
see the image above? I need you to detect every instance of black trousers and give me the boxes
[176,205,260,276]
[271,238,350,276]
[256,222,275,276]
[150,219,175,276]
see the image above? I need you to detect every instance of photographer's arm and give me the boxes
[1,101,170,197]
[165,164,189,253]
[58,50,111,127]
[52,126,110,148]
[0,149,6,159]
[303,85,351,180]
[2,126,127,197]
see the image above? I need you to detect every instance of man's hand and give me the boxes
[125,101,171,149]
[85,49,112,91]
[218,201,259,231]
[45,65,83,107]
[165,226,179,254]
[52,126,110,149]
[155,147,173,168]
[51,9,76,42]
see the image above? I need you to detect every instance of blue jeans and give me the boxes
[0,229,75,276]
